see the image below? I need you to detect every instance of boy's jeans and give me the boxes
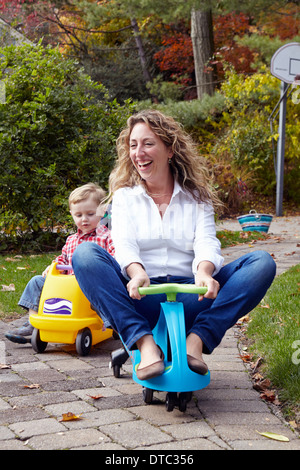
[72,244,276,354]
[18,275,45,312]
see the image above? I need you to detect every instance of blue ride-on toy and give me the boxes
[110,283,210,412]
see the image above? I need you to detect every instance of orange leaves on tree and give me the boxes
[214,12,251,46]
[213,12,255,76]
[154,31,194,85]
[257,4,300,40]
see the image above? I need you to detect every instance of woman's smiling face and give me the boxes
[129,122,173,186]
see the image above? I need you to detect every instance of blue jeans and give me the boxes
[18,275,45,311]
[72,244,276,354]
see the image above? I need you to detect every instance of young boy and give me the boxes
[5,183,114,344]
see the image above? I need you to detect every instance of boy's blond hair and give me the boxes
[69,183,106,208]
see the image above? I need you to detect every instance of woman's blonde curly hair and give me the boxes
[109,109,221,209]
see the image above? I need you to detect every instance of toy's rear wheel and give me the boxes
[31,328,48,353]
[110,348,129,378]
[76,328,92,356]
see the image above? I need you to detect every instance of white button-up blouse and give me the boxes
[111,180,224,279]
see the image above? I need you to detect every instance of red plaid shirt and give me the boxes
[55,225,115,274]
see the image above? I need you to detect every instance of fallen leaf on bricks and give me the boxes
[252,372,263,381]
[260,389,279,403]
[23,384,40,389]
[87,394,104,400]
[253,378,271,392]
[59,412,83,422]
[256,431,289,442]
[239,353,253,363]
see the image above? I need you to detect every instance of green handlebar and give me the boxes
[138,283,207,302]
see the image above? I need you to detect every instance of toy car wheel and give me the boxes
[143,387,153,404]
[76,328,92,356]
[178,393,187,412]
[31,328,48,353]
[165,392,177,412]
[112,364,121,378]
[110,348,129,377]
[178,392,192,412]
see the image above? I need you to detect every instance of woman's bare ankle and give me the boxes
[186,333,204,361]
[136,335,161,368]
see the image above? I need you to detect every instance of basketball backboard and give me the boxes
[271,42,300,83]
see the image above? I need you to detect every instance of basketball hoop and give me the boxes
[271,42,300,84]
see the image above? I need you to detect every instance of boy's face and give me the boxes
[70,196,103,234]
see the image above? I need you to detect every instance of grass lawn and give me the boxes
[216,229,269,248]
[245,264,300,424]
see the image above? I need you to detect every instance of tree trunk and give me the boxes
[131,17,152,84]
[131,17,159,102]
[191,8,216,99]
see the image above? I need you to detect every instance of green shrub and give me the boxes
[0,42,134,249]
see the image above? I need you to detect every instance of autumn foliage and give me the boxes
[213,12,255,75]
[153,28,194,85]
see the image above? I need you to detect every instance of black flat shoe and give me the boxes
[136,346,165,381]
[136,359,165,380]
[187,354,208,375]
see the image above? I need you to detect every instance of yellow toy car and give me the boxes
[30,262,113,356]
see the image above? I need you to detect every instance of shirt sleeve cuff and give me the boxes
[118,255,145,279]
[192,252,224,277]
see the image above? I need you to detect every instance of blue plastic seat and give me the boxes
[129,284,211,411]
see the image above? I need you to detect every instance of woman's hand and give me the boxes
[126,263,150,300]
[195,261,220,301]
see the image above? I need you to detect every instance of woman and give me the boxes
[72,109,276,380]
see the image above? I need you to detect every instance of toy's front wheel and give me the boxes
[165,392,177,412]
[143,387,154,404]
[76,328,92,356]
[31,328,48,353]
[178,392,192,412]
